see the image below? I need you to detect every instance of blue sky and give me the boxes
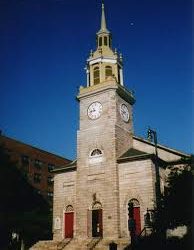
[0,0,192,160]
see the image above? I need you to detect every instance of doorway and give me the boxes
[128,199,141,236]
[92,208,103,237]
[64,205,74,238]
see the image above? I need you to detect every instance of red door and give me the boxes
[65,212,74,238]
[133,207,141,235]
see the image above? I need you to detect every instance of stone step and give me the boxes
[29,240,59,250]
[64,238,91,250]
[30,238,130,250]
[57,238,72,249]
[96,238,130,250]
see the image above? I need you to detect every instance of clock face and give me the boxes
[87,102,103,120]
[120,104,130,122]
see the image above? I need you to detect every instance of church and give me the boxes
[31,3,190,250]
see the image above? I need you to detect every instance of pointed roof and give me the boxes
[97,2,110,34]
[117,147,166,166]
[119,148,148,158]
[52,160,77,173]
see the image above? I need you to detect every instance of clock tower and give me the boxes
[75,3,135,239]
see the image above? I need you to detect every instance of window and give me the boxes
[34,173,41,183]
[91,149,102,156]
[66,205,74,212]
[93,66,100,85]
[92,201,102,210]
[34,159,43,169]
[47,176,53,185]
[104,36,107,46]
[48,164,55,172]
[47,192,53,200]
[21,155,29,165]
[105,66,112,78]
[89,149,103,164]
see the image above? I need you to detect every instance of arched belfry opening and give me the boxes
[93,66,100,85]
[105,66,112,78]
[128,199,141,236]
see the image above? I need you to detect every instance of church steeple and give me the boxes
[98,3,109,34]
[96,2,111,49]
[85,2,124,87]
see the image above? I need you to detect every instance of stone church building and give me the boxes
[31,3,190,250]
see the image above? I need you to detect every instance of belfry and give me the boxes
[86,3,124,87]
[31,2,190,250]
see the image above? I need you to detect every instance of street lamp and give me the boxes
[147,128,161,209]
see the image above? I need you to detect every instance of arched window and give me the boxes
[105,66,112,78]
[129,199,140,207]
[92,201,102,210]
[89,149,103,164]
[90,149,102,157]
[66,205,74,212]
[93,67,100,85]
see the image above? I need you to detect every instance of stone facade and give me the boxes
[53,170,76,241]
[51,137,189,250]
[118,158,156,238]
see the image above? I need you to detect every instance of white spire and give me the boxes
[98,2,109,34]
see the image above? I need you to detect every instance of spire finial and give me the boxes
[98,0,109,33]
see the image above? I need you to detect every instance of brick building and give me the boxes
[0,134,70,204]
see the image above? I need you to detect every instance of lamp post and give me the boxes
[147,128,161,210]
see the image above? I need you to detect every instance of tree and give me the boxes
[164,164,192,230]
[125,157,193,250]
[0,145,52,249]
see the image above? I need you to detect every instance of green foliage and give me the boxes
[164,165,192,229]
[0,145,52,249]
[125,233,191,250]
[147,161,192,250]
